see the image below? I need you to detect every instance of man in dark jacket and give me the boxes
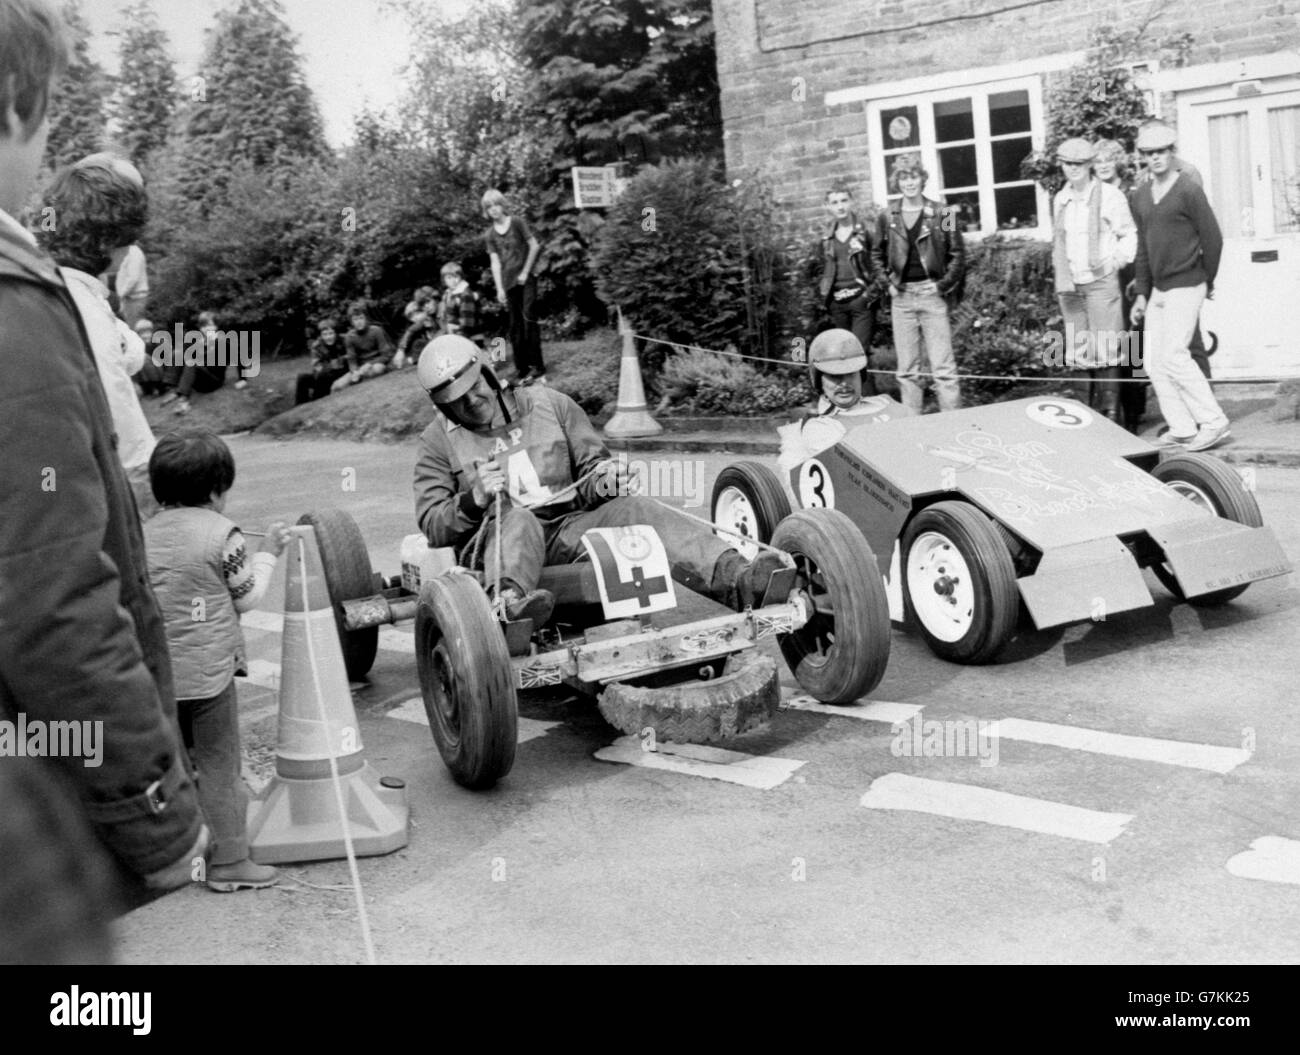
[0,0,206,953]
[818,186,880,393]
[872,152,966,413]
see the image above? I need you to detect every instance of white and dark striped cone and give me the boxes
[603,310,662,438]
[246,524,409,864]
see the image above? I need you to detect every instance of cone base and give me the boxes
[246,762,409,864]
[604,409,664,438]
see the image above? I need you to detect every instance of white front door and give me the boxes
[1179,87,1300,378]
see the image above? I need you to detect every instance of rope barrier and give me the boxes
[626,331,1297,386]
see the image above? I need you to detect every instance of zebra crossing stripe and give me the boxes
[595,735,806,790]
[1226,837,1300,886]
[982,718,1251,773]
[859,772,1133,844]
[783,695,922,723]
[386,697,558,743]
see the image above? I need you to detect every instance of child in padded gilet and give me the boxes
[144,429,291,892]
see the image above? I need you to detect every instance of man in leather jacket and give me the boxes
[818,186,881,394]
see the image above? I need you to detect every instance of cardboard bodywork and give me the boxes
[786,396,1291,628]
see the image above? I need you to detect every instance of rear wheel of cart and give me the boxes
[901,501,1019,665]
[771,508,891,703]
[712,461,792,560]
[1150,453,1263,606]
[416,572,517,789]
[296,509,379,680]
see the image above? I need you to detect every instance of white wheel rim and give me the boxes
[906,531,976,643]
[714,486,760,561]
[1165,479,1217,514]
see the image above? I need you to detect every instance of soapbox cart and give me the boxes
[710,396,1292,665]
[297,505,891,789]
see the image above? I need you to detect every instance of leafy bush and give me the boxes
[592,158,793,374]
[952,237,1072,406]
[657,348,807,416]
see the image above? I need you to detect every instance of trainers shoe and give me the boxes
[499,587,554,626]
[206,859,278,892]
[1185,422,1231,452]
[234,379,248,390]
[1157,431,1196,447]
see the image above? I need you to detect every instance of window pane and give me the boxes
[992,136,1034,184]
[881,105,919,149]
[1268,105,1300,233]
[934,98,974,142]
[989,89,1031,136]
[994,184,1039,229]
[1208,111,1253,237]
[943,190,981,232]
[939,143,978,190]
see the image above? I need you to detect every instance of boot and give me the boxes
[497,585,555,626]
[1096,366,1121,422]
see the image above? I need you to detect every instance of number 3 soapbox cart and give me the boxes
[711,396,1292,665]
[297,502,891,790]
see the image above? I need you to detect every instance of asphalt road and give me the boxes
[118,434,1300,964]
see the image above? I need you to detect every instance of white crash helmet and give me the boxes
[418,334,499,403]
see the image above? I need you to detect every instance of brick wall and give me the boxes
[713,0,1300,230]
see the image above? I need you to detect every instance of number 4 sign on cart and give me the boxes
[581,526,676,619]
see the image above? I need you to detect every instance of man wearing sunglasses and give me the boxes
[1128,122,1229,452]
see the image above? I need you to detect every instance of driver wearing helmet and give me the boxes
[413,335,784,623]
[807,328,914,423]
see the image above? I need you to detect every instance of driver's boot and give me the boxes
[711,549,786,611]
[497,585,554,626]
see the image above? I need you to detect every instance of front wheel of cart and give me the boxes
[770,508,891,704]
[901,501,1019,665]
[415,572,517,789]
[711,461,792,561]
[296,509,379,681]
[1150,453,1263,606]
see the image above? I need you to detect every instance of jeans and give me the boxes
[1144,284,1227,437]
[463,496,733,601]
[178,680,248,867]
[891,281,960,413]
[295,368,347,404]
[1058,276,1124,369]
[827,289,878,395]
[507,280,545,377]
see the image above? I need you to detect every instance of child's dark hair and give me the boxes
[149,429,236,507]
[38,158,148,274]
[348,299,368,317]
[0,0,70,136]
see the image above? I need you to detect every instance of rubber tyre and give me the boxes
[712,461,792,560]
[1150,452,1263,606]
[415,572,517,789]
[597,650,780,743]
[901,501,1019,665]
[770,508,891,703]
[296,509,379,680]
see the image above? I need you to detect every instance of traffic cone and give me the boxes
[603,307,663,438]
[246,525,409,864]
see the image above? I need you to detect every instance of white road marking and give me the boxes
[595,735,806,790]
[386,697,558,743]
[242,609,414,653]
[982,718,1251,774]
[859,772,1133,844]
[1226,837,1300,886]
[235,658,280,691]
[783,695,922,723]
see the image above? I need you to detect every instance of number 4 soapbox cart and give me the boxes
[711,396,1292,665]
[297,503,891,790]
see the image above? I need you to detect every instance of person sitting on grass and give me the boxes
[295,316,348,405]
[332,299,394,392]
[133,317,166,397]
[144,429,292,892]
[162,310,227,415]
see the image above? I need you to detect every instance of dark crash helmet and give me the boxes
[806,328,868,396]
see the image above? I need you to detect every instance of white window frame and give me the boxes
[866,75,1051,240]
